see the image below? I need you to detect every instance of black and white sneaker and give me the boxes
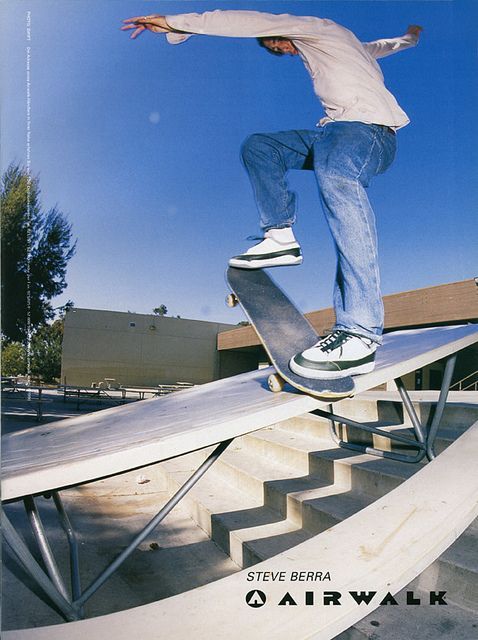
[289,330,377,379]
[229,228,302,269]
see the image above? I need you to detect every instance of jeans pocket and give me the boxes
[378,134,397,174]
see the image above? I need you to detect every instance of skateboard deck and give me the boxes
[226,267,355,399]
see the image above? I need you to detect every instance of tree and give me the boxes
[1,164,76,342]
[1,317,66,382]
[1,341,27,377]
[153,305,168,316]
[30,318,64,383]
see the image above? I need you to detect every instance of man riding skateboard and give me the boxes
[122,9,422,381]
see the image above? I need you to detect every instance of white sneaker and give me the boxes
[289,330,377,379]
[229,228,302,269]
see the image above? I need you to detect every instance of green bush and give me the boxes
[1,341,27,376]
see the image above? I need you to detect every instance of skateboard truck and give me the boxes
[226,293,239,308]
[267,373,285,393]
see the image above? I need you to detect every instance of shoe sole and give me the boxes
[289,358,375,380]
[229,255,303,269]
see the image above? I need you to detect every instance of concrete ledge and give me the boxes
[6,420,478,640]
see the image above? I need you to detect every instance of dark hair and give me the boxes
[257,37,286,56]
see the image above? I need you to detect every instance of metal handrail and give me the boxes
[450,369,478,391]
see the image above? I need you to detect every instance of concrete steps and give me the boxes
[418,529,478,611]
[161,440,478,604]
[157,393,478,636]
[333,393,478,430]
[162,448,310,568]
[336,584,478,640]
[282,397,474,458]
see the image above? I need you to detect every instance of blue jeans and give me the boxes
[241,122,397,343]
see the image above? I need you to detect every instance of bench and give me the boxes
[57,385,128,409]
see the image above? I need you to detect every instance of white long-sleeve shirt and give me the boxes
[165,10,418,129]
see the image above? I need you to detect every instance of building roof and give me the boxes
[218,278,478,351]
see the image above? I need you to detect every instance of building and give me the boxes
[61,308,238,387]
[62,279,478,390]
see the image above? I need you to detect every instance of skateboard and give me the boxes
[226,267,355,399]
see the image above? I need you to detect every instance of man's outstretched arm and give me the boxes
[122,10,328,43]
[363,25,423,59]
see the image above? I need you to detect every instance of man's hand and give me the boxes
[121,15,173,39]
[406,25,423,39]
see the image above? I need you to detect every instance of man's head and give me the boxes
[257,37,299,56]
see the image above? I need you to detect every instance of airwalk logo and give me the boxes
[245,590,447,608]
[245,590,267,608]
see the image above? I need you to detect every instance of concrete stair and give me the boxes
[158,392,478,637]
[336,583,478,640]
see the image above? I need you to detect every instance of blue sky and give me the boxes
[2,0,477,325]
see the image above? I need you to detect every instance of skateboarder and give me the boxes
[122,10,422,379]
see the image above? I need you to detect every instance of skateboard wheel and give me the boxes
[268,373,285,393]
[226,293,238,308]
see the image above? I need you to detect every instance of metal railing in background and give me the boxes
[450,370,478,391]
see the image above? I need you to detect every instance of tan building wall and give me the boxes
[61,308,237,387]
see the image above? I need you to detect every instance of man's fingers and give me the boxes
[122,15,157,24]
[122,15,161,25]
[121,23,166,38]
[131,26,146,39]
[122,16,144,24]
[121,15,170,38]
[121,17,146,37]
[125,25,146,39]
